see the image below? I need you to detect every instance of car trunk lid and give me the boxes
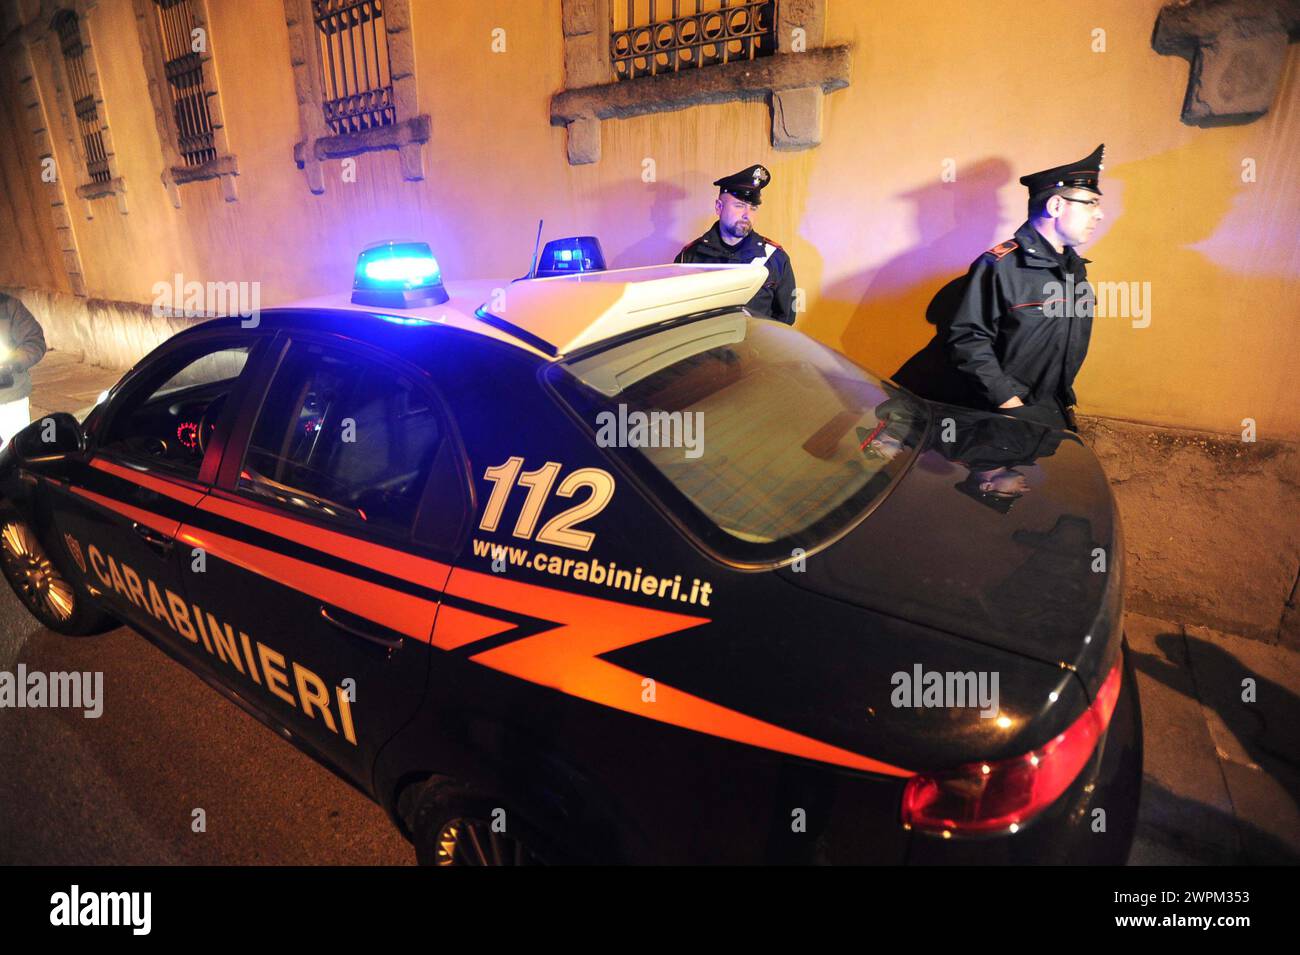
[779,404,1123,696]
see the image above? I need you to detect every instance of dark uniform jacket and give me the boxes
[674,222,797,324]
[0,293,48,405]
[946,221,1093,410]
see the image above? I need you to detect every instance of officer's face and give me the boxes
[1052,189,1104,246]
[716,192,756,240]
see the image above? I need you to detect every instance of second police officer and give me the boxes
[946,145,1107,431]
[675,164,797,324]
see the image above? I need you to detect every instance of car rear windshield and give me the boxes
[545,312,928,564]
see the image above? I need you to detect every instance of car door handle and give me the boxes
[319,605,404,651]
[132,522,174,556]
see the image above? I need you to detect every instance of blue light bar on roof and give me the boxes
[535,236,606,278]
[352,240,449,308]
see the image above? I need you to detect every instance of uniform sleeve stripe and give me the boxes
[1009,298,1066,309]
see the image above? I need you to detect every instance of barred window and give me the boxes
[51,10,110,184]
[612,0,776,81]
[152,0,217,167]
[313,0,395,135]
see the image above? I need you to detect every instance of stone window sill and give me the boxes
[551,46,851,163]
[293,115,431,193]
[171,154,239,185]
[160,154,240,204]
[75,177,126,200]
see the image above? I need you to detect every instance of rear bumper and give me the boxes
[905,638,1144,864]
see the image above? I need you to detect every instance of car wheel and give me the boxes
[409,777,553,866]
[0,511,116,636]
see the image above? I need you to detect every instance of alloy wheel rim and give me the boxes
[1,521,75,622]
[435,818,541,866]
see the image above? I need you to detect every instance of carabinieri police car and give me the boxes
[0,241,1141,865]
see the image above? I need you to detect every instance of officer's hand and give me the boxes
[999,396,1025,409]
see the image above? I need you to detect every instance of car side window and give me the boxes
[238,342,444,538]
[99,339,252,479]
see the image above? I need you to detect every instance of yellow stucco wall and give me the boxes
[3,0,1297,437]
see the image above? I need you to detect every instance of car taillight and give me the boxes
[901,657,1124,835]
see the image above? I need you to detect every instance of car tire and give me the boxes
[0,508,117,636]
[408,776,556,866]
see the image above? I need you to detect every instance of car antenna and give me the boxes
[528,219,544,279]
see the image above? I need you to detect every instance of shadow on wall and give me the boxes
[1067,136,1294,423]
[609,181,691,268]
[817,158,1014,392]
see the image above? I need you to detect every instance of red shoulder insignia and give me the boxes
[986,240,1018,260]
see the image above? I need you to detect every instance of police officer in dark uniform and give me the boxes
[674,164,797,324]
[946,145,1106,431]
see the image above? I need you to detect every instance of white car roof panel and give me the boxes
[277,263,766,360]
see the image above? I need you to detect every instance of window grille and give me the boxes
[611,0,776,81]
[152,0,217,167]
[52,10,111,184]
[312,0,395,135]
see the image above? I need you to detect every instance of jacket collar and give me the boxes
[1013,221,1092,269]
[1012,221,1062,268]
[702,221,765,257]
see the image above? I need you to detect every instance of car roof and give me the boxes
[265,263,767,361]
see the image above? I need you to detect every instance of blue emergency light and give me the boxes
[351,240,449,308]
[534,236,606,278]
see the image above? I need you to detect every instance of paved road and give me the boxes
[0,585,414,865]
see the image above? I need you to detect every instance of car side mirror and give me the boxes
[11,412,85,463]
